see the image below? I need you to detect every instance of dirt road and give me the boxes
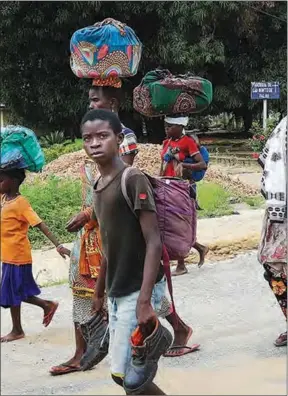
[1,253,286,395]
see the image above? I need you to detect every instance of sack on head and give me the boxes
[133,68,213,117]
[70,18,142,80]
[0,126,45,173]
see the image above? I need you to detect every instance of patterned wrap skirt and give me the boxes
[258,212,287,269]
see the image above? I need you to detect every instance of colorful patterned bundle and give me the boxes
[133,69,213,117]
[70,18,142,81]
[0,126,45,172]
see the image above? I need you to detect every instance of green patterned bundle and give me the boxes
[133,69,212,117]
[0,126,45,172]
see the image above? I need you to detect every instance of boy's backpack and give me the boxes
[121,167,197,315]
[183,145,210,182]
[0,126,45,172]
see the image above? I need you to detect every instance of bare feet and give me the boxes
[198,245,209,268]
[1,331,25,343]
[43,301,59,327]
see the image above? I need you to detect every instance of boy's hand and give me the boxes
[66,211,89,232]
[91,293,105,316]
[136,300,156,327]
[56,245,71,259]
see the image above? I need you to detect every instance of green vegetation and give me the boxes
[21,176,82,249]
[244,195,265,208]
[43,139,83,163]
[1,2,286,138]
[197,182,235,218]
[39,279,68,288]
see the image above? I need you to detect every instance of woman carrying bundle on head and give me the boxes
[161,115,209,275]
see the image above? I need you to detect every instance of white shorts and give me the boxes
[107,277,166,379]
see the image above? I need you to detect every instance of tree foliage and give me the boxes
[0,1,286,138]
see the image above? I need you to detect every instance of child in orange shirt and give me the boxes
[0,168,70,342]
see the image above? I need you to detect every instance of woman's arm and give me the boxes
[182,153,207,171]
[66,207,92,233]
[160,160,164,176]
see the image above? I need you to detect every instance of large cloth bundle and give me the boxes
[0,126,45,172]
[70,18,142,81]
[121,168,196,260]
[133,69,213,117]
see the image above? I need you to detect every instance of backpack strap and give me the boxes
[162,245,177,324]
[121,167,178,326]
[94,174,102,189]
[120,166,138,218]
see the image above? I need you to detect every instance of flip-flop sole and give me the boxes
[50,365,80,376]
[164,344,200,357]
[274,340,287,347]
[43,302,59,327]
[171,269,188,277]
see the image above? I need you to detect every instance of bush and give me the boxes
[248,118,278,158]
[43,139,83,163]
[40,131,65,147]
[21,177,82,248]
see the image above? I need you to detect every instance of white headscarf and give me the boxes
[164,116,189,127]
[259,116,287,222]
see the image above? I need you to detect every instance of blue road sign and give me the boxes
[251,82,280,100]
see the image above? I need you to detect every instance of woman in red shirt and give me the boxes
[161,116,209,276]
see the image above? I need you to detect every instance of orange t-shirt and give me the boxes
[1,195,42,265]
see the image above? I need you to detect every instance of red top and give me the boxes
[161,135,199,177]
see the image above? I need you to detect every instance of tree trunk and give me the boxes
[242,108,253,133]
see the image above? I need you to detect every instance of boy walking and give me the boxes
[81,109,170,395]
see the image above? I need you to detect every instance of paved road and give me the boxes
[1,253,286,395]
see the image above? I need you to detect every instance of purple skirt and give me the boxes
[1,263,41,308]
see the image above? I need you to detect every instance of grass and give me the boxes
[39,279,68,288]
[197,182,235,218]
[21,176,82,249]
[243,195,265,208]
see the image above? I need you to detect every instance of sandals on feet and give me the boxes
[274,332,287,347]
[50,363,80,376]
[164,344,200,357]
[43,302,59,328]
